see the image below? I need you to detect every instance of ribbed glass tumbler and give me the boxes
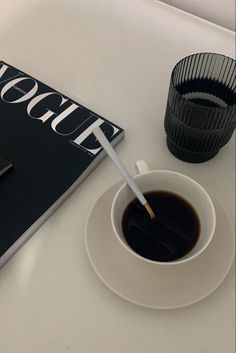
[164,53,236,163]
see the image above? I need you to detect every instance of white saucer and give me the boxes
[85,181,235,309]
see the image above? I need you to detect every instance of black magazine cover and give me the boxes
[0,61,124,267]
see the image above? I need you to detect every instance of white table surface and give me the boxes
[0,1,235,352]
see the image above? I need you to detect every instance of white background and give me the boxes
[159,0,235,30]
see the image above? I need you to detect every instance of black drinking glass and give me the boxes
[164,53,236,163]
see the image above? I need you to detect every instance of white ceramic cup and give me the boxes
[111,160,216,265]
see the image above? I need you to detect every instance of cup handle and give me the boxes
[134,160,150,175]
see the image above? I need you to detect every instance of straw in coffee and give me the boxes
[93,127,156,220]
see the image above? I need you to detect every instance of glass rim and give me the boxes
[170,52,236,112]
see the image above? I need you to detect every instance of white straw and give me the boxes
[93,126,147,206]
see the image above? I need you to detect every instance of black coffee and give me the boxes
[122,191,200,262]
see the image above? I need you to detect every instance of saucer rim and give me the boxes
[85,181,235,309]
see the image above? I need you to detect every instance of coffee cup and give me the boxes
[111,160,216,265]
